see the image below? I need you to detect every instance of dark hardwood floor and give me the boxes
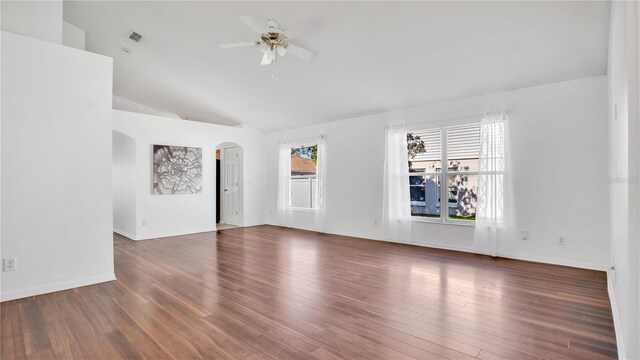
[1,225,617,359]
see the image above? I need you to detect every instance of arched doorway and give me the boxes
[112,130,137,239]
[216,142,244,229]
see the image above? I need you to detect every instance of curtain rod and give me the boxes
[400,109,510,130]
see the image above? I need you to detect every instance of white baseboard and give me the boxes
[1,273,116,302]
[608,270,627,360]
[313,228,383,242]
[499,253,608,271]
[266,223,607,271]
[134,227,217,241]
[370,236,606,271]
[409,240,477,254]
[114,227,220,241]
[113,227,136,240]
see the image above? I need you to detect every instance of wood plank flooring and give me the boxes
[1,225,617,359]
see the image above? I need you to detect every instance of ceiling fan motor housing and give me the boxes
[261,32,288,50]
[220,16,315,64]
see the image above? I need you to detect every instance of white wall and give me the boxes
[113,110,267,240]
[1,1,63,44]
[113,131,137,239]
[608,2,640,359]
[1,31,114,301]
[113,95,182,120]
[62,20,85,50]
[267,76,609,271]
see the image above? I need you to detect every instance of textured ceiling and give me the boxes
[64,1,610,132]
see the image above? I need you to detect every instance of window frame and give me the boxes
[408,124,480,226]
[288,142,319,212]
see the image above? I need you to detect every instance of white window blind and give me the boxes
[447,124,481,160]
[411,128,441,162]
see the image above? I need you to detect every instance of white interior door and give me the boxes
[223,147,240,225]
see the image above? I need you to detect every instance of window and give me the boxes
[408,124,480,223]
[408,129,442,218]
[290,144,318,209]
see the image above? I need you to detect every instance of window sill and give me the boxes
[411,216,475,227]
[290,207,317,213]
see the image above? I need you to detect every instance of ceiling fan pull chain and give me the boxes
[272,54,279,80]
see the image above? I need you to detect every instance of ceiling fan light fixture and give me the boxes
[259,42,270,54]
[221,16,315,66]
[261,53,272,65]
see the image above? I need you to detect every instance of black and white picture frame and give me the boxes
[153,145,203,194]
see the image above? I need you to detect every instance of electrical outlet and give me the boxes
[610,265,618,284]
[374,219,378,226]
[3,257,16,272]
[558,236,566,246]
[521,231,529,241]
[142,218,148,226]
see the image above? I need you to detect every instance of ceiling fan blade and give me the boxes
[286,43,315,61]
[284,20,314,40]
[220,41,258,49]
[261,53,272,65]
[239,16,266,35]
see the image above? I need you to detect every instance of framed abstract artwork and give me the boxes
[152,145,203,194]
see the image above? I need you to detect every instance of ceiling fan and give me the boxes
[220,16,315,65]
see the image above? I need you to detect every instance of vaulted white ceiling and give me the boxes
[63,1,609,132]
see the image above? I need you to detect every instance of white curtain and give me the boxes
[314,135,327,231]
[277,141,292,227]
[476,111,507,256]
[382,125,412,243]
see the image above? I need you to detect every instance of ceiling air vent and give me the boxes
[129,31,142,42]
